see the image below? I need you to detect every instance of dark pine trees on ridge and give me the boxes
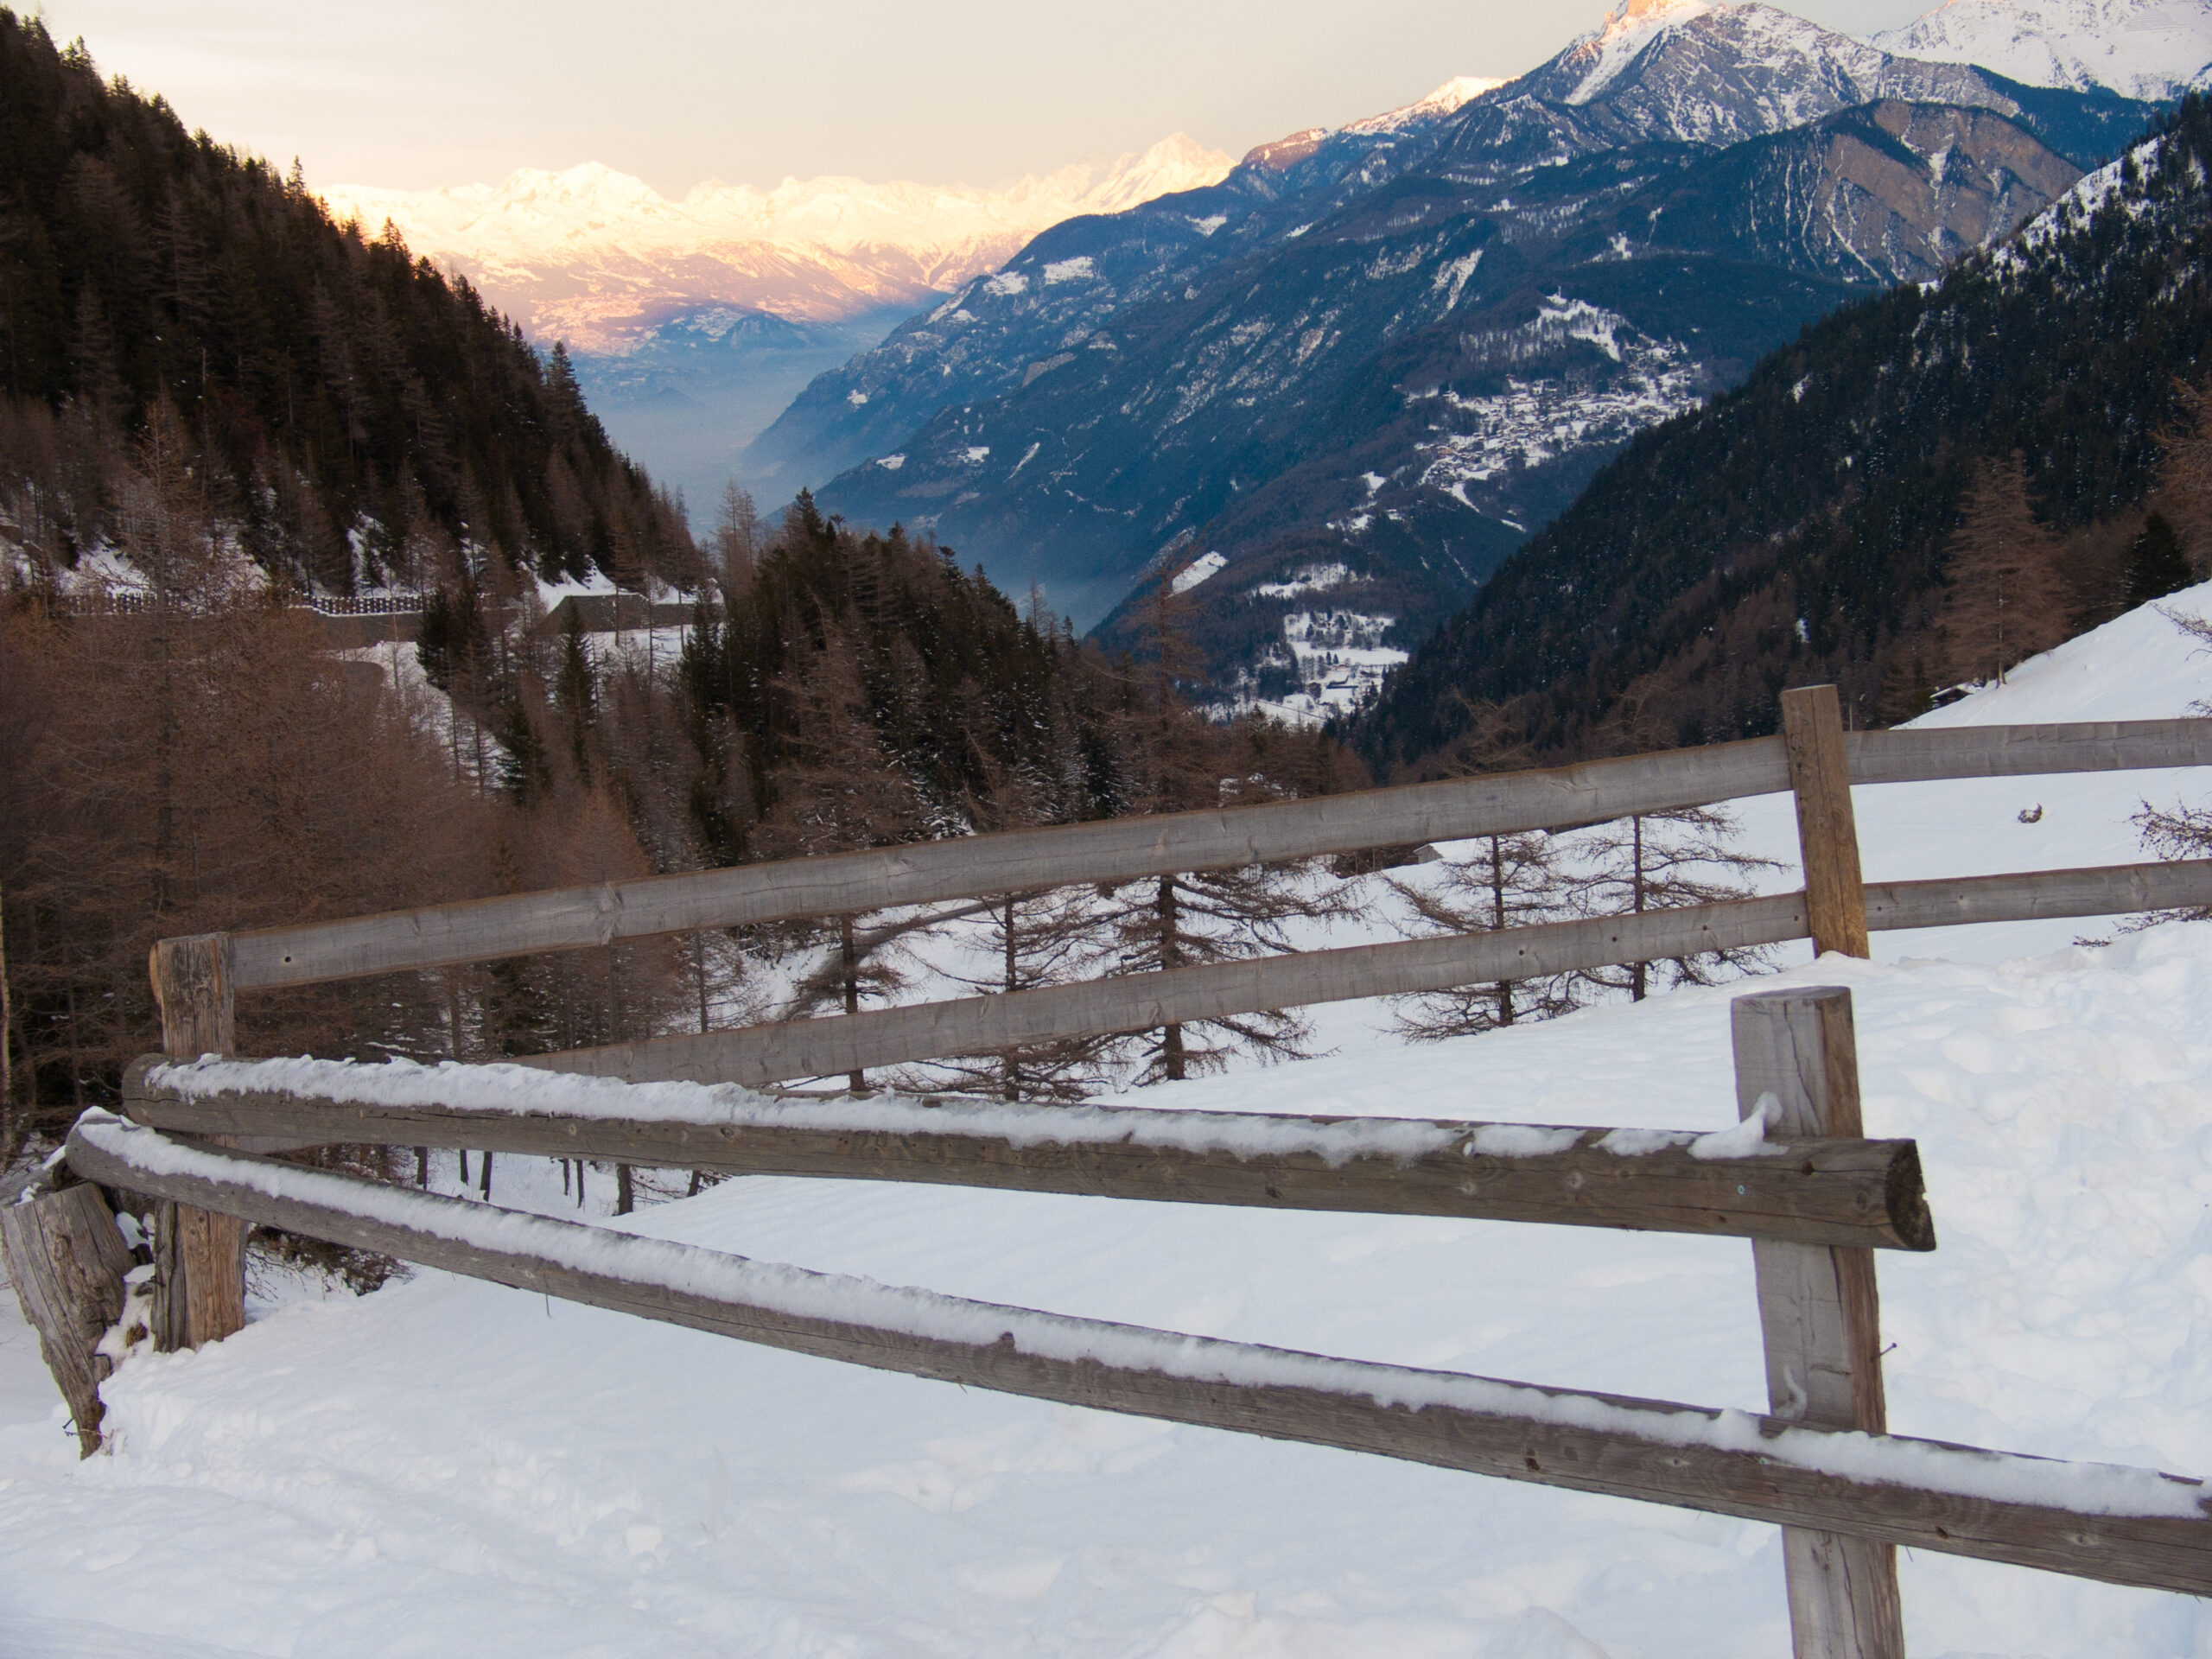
[0,9,695,596]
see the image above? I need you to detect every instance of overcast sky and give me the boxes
[35,0,1941,196]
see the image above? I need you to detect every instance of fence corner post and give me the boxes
[1780,684,1871,959]
[149,932,245,1350]
[1732,984,1904,1659]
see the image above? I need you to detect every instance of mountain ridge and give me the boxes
[1872,0,2212,101]
[1351,96,2212,772]
[791,1,2148,663]
[321,136,1236,353]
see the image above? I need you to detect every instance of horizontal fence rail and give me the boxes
[118,1059,1936,1251]
[503,861,2212,1090]
[64,1114,2212,1597]
[217,719,2212,992]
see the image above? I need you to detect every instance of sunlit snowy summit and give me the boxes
[322,136,1234,353]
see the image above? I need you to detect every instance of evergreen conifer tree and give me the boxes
[1937,454,2070,686]
[2124,511,2192,606]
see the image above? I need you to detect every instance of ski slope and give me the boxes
[8,590,2212,1656]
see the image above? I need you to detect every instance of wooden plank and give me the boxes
[149,932,245,1349]
[119,1059,1938,1252]
[1782,687,1872,960]
[521,893,1815,1086]
[222,738,1801,989]
[1733,988,1904,1659]
[508,861,2212,1089]
[208,718,2212,994]
[1863,861,2212,931]
[64,1118,2212,1597]
[0,1178,136,1457]
[1847,718,2212,785]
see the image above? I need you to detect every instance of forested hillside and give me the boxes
[1357,95,2212,774]
[0,10,692,593]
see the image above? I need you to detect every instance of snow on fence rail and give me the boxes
[118,1053,1937,1251]
[58,1105,2212,1599]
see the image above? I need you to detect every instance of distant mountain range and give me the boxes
[781,0,2166,696]
[320,137,1236,353]
[321,0,2206,697]
[321,137,1238,517]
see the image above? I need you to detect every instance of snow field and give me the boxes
[13,933,2212,1654]
[10,588,2212,1653]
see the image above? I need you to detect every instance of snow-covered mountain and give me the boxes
[1343,73,1510,131]
[789,0,2141,645]
[321,136,1234,353]
[1874,0,2212,100]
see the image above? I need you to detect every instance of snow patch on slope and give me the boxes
[1563,0,1716,103]
[1170,550,1227,594]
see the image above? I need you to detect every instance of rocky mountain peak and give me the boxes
[1559,0,1718,104]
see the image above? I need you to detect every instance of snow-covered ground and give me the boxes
[10,587,2212,1655]
[1728,582,2212,967]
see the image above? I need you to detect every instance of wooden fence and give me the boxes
[10,684,2212,1655]
[206,708,2212,992]
[126,690,2212,1351]
[53,980,2212,1656]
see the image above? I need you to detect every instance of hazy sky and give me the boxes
[35,0,1942,196]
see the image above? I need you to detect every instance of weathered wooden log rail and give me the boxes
[118,1058,1937,1251]
[213,715,2212,990]
[124,702,2212,1348]
[61,1109,2212,1599]
[505,861,2210,1087]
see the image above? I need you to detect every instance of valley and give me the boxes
[791,1,2164,702]
[302,0,2201,717]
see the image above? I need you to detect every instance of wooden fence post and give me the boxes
[1732,986,1904,1659]
[0,1173,136,1456]
[1780,685,1871,959]
[149,933,245,1348]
